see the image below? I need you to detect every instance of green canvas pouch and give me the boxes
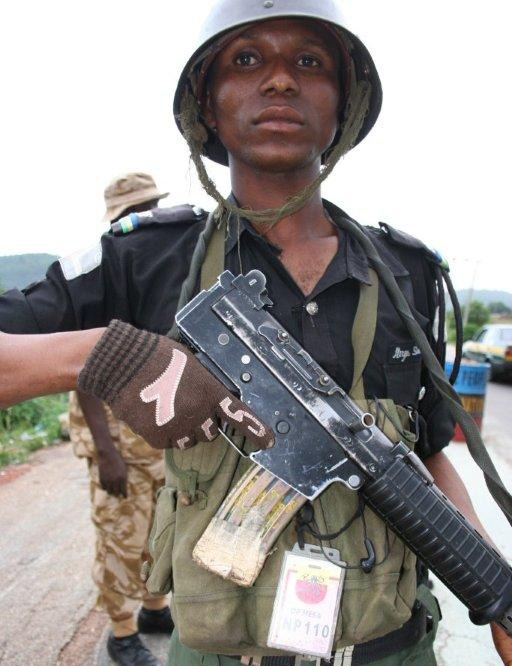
[167,400,418,653]
[145,485,178,595]
[143,430,231,596]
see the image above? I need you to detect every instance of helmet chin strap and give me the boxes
[179,77,371,231]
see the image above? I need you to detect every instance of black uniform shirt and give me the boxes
[0,200,454,457]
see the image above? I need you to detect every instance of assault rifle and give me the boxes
[175,269,512,636]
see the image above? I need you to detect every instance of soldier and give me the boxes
[102,172,169,225]
[69,173,172,666]
[1,2,512,666]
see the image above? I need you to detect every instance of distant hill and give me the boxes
[1,255,510,312]
[0,254,58,291]
[456,289,512,310]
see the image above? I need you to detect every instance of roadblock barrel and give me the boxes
[445,361,490,442]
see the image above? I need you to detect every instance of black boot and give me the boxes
[137,606,174,634]
[107,632,161,666]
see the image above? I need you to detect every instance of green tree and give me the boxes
[448,300,490,342]
[488,301,512,315]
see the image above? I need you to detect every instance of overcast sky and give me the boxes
[0,1,510,293]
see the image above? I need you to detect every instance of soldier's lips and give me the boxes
[255,120,304,132]
[253,106,305,132]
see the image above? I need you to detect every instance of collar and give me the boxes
[323,200,410,281]
[224,201,266,255]
[224,192,277,255]
[222,195,409,286]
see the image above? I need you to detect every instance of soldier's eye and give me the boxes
[297,54,321,67]
[234,52,259,66]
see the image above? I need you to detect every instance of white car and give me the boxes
[462,324,512,380]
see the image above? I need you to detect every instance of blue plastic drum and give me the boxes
[445,361,490,441]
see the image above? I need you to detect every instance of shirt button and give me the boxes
[306,301,319,316]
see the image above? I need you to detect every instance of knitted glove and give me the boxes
[78,320,273,450]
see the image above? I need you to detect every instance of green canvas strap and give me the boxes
[165,215,227,489]
[166,210,220,341]
[349,268,379,401]
[200,216,226,289]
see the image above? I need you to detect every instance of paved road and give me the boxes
[434,379,512,666]
[481,379,512,465]
[0,379,510,665]
[0,444,96,666]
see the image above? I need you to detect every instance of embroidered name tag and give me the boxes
[387,343,421,364]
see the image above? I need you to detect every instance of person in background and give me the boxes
[69,172,171,666]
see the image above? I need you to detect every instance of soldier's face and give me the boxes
[204,19,342,173]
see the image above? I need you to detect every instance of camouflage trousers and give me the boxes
[88,457,166,625]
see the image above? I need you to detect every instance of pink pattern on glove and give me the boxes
[140,349,187,426]
[219,397,266,437]
[201,418,217,441]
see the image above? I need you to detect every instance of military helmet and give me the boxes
[173,0,382,166]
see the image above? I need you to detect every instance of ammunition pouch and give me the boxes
[145,399,418,653]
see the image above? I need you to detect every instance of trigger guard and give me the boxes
[217,425,250,458]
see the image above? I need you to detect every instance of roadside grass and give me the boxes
[0,394,68,467]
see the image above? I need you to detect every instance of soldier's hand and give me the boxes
[491,622,512,665]
[97,444,128,497]
[77,320,274,451]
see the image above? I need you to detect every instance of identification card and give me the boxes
[267,543,345,658]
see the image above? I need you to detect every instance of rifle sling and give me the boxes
[349,268,379,401]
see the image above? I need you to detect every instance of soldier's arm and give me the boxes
[424,451,512,665]
[0,329,104,408]
[374,229,512,662]
[0,240,115,407]
[0,233,131,409]
[0,217,203,409]
[77,390,128,497]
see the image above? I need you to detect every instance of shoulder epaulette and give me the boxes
[379,222,450,271]
[111,204,207,236]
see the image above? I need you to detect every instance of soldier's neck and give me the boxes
[230,164,334,248]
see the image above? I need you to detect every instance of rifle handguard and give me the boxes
[363,456,512,634]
